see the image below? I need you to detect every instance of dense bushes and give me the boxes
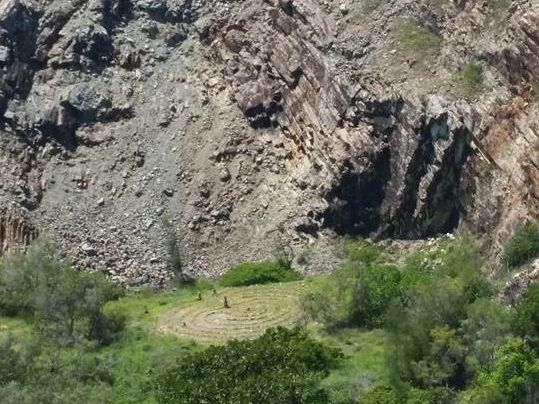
[155,327,342,404]
[3,235,539,404]
[0,241,124,345]
[502,222,539,269]
[0,328,198,404]
[360,385,455,404]
[306,236,539,403]
[349,264,402,328]
[460,338,539,404]
[0,334,118,404]
[302,240,393,328]
[513,283,539,349]
[219,260,301,287]
[0,242,199,403]
[384,238,502,390]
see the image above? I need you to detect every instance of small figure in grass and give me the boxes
[197,292,202,301]
[224,296,230,308]
[212,287,217,296]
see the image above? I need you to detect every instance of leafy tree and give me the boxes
[160,216,187,283]
[349,264,402,328]
[0,240,57,316]
[385,237,495,389]
[513,283,539,349]
[409,326,466,388]
[460,299,513,375]
[301,240,388,329]
[301,289,344,327]
[462,339,539,404]
[154,327,342,404]
[0,240,124,345]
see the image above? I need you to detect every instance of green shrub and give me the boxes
[461,299,513,374]
[344,239,385,265]
[405,387,455,403]
[301,265,359,328]
[361,386,401,404]
[385,237,498,389]
[0,335,26,385]
[464,338,539,404]
[349,264,402,328]
[301,290,343,327]
[219,261,301,287]
[160,216,186,283]
[87,309,127,346]
[0,240,125,345]
[0,240,58,316]
[513,283,539,349]
[154,327,343,404]
[502,222,539,269]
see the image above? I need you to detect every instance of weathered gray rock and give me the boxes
[0,207,38,253]
[0,0,536,286]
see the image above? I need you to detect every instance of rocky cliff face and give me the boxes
[0,0,537,284]
[0,206,38,253]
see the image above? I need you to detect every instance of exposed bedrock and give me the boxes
[322,107,473,239]
[207,0,476,239]
[0,0,536,280]
[0,207,38,253]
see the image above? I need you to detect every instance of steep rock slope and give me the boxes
[0,0,537,283]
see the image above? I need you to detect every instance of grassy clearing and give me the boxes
[0,277,356,402]
[315,327,391,403]
[105,281,213,328]
[452,62,484,99]
[392,20,442,59]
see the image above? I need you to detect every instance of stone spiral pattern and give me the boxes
[157,283,307,344]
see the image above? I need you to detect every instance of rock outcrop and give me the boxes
[0,0,536,283]
[0,207,38,253]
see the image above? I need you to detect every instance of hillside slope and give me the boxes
[0,0,537,284]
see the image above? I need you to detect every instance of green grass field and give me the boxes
[110,278,388,403]
[0,276,389,403]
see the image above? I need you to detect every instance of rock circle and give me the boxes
[157,282,307,344]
